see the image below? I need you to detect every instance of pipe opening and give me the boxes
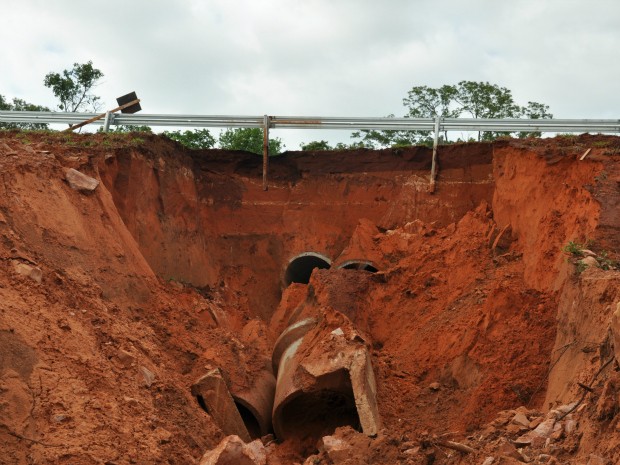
[339,260,378,273]
[277,369,360,440]
[284,253,331,286]
[234,401,262,439]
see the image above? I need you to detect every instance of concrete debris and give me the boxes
[511,412,530,428]
[139,366,155,387]
[199,435,266,465]
[65,168,100,193]
[191,368,252,442]
[319,434,353,463]
[12,260,42,283]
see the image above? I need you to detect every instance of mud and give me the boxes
[0,131,619,464]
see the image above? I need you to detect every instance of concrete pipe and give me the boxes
[337,259,378,273]
[192,367,275,441]
[271,315,381,441]
[283,252,331,286]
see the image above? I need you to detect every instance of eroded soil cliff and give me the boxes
[0,131,619,464]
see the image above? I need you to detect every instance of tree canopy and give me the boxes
[0,94,50,130]
[163,129,216,149]
[44,61,104,112]
[219,128,284,155]
[351,81,553,147]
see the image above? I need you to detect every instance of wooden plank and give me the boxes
[579,148,591,160]
[63,99,141,133]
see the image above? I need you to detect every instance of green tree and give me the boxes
[44,61,104,112]
[0,94,50,130]
[454,81,523,140]
[518,101,553,138]
[300,140,333,151]
[163,129,216,149]
[218,128,284,155]
[352,81,553,147]
[111,125,153,133]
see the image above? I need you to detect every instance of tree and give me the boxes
[518,101,553,138]
[300,140,333,151]
[163,129,216,149]
[44,61,104,112]
[111,125,153,133]
[218,128,284,155]
[352,81,553,147]
[453,81,523,140]
[0,94,50,130]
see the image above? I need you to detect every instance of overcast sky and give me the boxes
[2,0,619,148]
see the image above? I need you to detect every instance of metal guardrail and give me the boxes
[1,110,619,133]
[2,110,619,191]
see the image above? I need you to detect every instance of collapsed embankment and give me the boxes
[0,131,619,464]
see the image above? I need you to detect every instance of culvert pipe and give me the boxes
[192,367,275,441]
[283,252,331,286]
[271,316,381,441]
[338,260,379,273]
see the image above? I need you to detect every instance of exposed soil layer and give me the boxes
[0,131,619,464]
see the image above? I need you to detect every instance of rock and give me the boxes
[12,261,42,283]
[580,249,597,257]
[139,366,155,387]
[481,457,495,465]
[564,418,576,434]
[511,412,530,428]
[528,416,543,429]
[532,418,556,438]
[497,439,527,462]
[515,418,556,447]
[429,382,441,391]
[199,435,267,465]
[579,256,598,268]
[65,168,99,193]
[319,435,353,463]
[555,402,578,414]
[117,349,136,367]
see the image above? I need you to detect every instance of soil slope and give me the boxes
[0,131,619,465]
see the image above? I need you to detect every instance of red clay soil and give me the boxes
[0,131,619,464]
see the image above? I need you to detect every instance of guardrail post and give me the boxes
[102,111,112,132]
[429,116,441,193]
[262,115,270,191]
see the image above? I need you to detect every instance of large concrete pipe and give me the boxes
[283,252,331,286]
[192,367,275,441]
[337,259,378,273]
[271,312,380,441]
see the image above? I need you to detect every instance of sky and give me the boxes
[2,0,619,149]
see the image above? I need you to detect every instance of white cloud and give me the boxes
[1,0,619,148]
